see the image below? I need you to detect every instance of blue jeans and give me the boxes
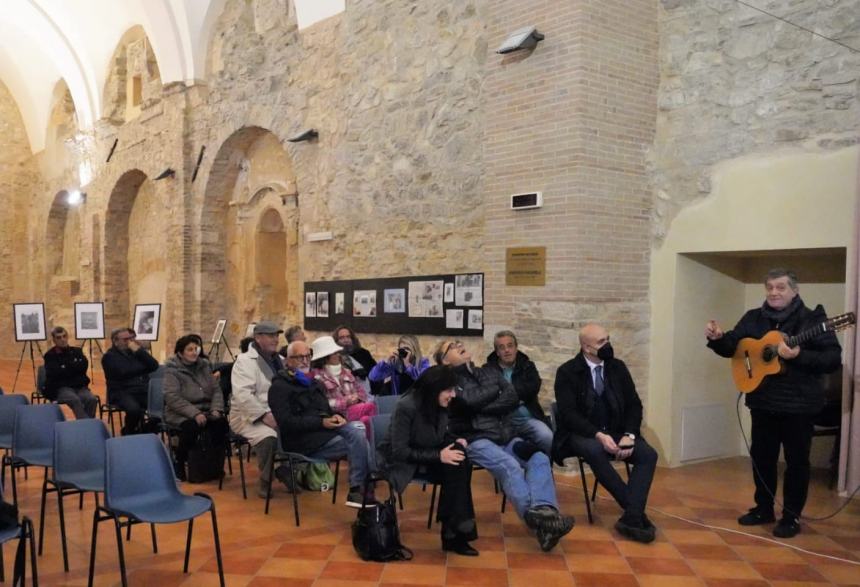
[466,437,558,519]
[307,422,369,489]
[510,407,553,455]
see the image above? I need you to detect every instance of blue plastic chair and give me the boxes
[88,434,224,587]
[0,396,29,454]
[49,419,109,572]
[0,476,37,586]
[374,395,399,415]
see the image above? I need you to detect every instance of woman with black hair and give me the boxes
[386,365,479,556]
[163,334,228,480]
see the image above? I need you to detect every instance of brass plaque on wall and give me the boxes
[505,247,546,286]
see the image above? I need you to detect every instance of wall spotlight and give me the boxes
[496,26,544,54]
[154,168,176,180]
[67,190,85,206]
[287,129,318,143]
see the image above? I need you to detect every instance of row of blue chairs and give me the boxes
[0,399,225,586]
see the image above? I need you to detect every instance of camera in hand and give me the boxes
[397,348,409,359]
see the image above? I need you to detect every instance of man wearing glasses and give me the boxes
[230,321,285,498]
[102,327,160,434]
[269,340,372,507]
[435,340,574,551]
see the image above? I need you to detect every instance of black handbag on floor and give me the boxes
[351,477,412,562]
[187,429,224,483]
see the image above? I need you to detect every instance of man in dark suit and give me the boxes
[553,323,658,543]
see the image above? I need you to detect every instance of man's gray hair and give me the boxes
[110,327,132,343]
[493,329,518,349]
[765,268,798,290]
[51,326,67,337]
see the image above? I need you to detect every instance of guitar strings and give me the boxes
[735,392,860,521]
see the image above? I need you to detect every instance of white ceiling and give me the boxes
[0,0,345,153]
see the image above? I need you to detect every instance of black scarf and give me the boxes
[761,294,803,323]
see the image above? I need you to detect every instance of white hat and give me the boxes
[311,335,343,361]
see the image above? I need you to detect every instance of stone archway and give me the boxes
[44,190,82,329]
[199,126,299,342]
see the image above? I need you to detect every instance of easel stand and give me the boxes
[11,340,43,394]
[208,335,235,363]
[82,339,104,383]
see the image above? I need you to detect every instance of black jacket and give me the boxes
[484,350,546,422]
[552,352,643,465]
[447,363,519,445]
[706,301,841,413]
[43,346,90,400]
[269,369,338,455]
[384,391,454,493]
[101,346,159,403]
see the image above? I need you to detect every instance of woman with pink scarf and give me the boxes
[310,336,377,434]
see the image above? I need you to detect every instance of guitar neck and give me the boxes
[785,313,855,347]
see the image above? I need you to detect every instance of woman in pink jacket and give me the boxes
[310,336,377,435]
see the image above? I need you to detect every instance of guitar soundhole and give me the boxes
[762,346,776,362]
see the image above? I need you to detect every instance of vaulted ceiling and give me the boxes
[0,0,344,153]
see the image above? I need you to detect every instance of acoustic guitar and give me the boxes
[731,312,855,393]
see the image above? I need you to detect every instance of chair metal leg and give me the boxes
[37,474,49,555]
[87,509,100,587]
[79,492,84,510]
[426,484,438,529]
[183,519,193,573]
[112,517,128,587]
[289,456,300,527]
[56,485,70,572]
[10,461,18,507]
[238,444,247,500]
[0,540,4,582]
[591,477,599,503]
[150,523,158,553]
[579,458,594,524]
[331,460,340,505]
[501,492,507,513]
[200,495,225,587]
[264,451,276,515]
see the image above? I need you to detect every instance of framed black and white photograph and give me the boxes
[13,303,47,342]
[305,292,317,318]
[211,319,227,344]
[335,292,345,314]
[133,303,161,341]
[455,273,483,306]
[317,292,330,318]
[384,288,405,313]
[74,302,105,340]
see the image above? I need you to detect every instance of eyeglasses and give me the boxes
[117,335,136,342]
[288,353,312,361]
[442,341,463,359]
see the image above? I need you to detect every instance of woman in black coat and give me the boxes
[387,366,478,556]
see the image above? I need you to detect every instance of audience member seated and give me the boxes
[368,334,430,396]
[311,336,377,431]
[484,330,552,454]
[43,326,98,419]
[269,340,373,508]
[553,323,658,543]
[435,340,574,551]
[385,366,478,556]
[333,325,375,382]
[102,327,160,435]
[163,334,228,481]
[285,326,306,344]
[229,322,285,498]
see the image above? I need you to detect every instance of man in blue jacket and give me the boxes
[705,268,841,538]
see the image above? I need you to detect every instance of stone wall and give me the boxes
[653,0,860,239]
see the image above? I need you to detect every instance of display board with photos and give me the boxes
[303,273,484,335]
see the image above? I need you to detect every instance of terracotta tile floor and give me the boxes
[1,362,859,586]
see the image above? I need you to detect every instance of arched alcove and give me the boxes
[200,126,299,340]
[45,190,81,279]
[255,208,288,319]
[102,26,162,124]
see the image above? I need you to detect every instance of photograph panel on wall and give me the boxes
[353,290,377,317]
[74,302,105,340]
[443,282,454,303]
[13,302,47,342]
[455,273,483,306]
[317,292,330,318]
[407,280,443,318]
[335,292,345,314]
[445,308,464,329]
[305,292,317,318]
[133,303,161,341]
[211,319,227,343]
[467,309,483,330]
[383,288,405,313]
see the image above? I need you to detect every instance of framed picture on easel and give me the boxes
[211,319,227,344]
[133,303,161,341]
[74,302,105,340]
[13,303,47,342]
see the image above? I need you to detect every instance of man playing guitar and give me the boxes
[704,268,842,538]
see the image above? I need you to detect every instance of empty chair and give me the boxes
[88,434,224,587]
[49,419,110,572]
[0,476,37,586]
[374,395,399,415]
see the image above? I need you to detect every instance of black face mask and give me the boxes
[596,342,614,362]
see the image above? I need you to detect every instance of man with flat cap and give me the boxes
[230,321,286,497]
